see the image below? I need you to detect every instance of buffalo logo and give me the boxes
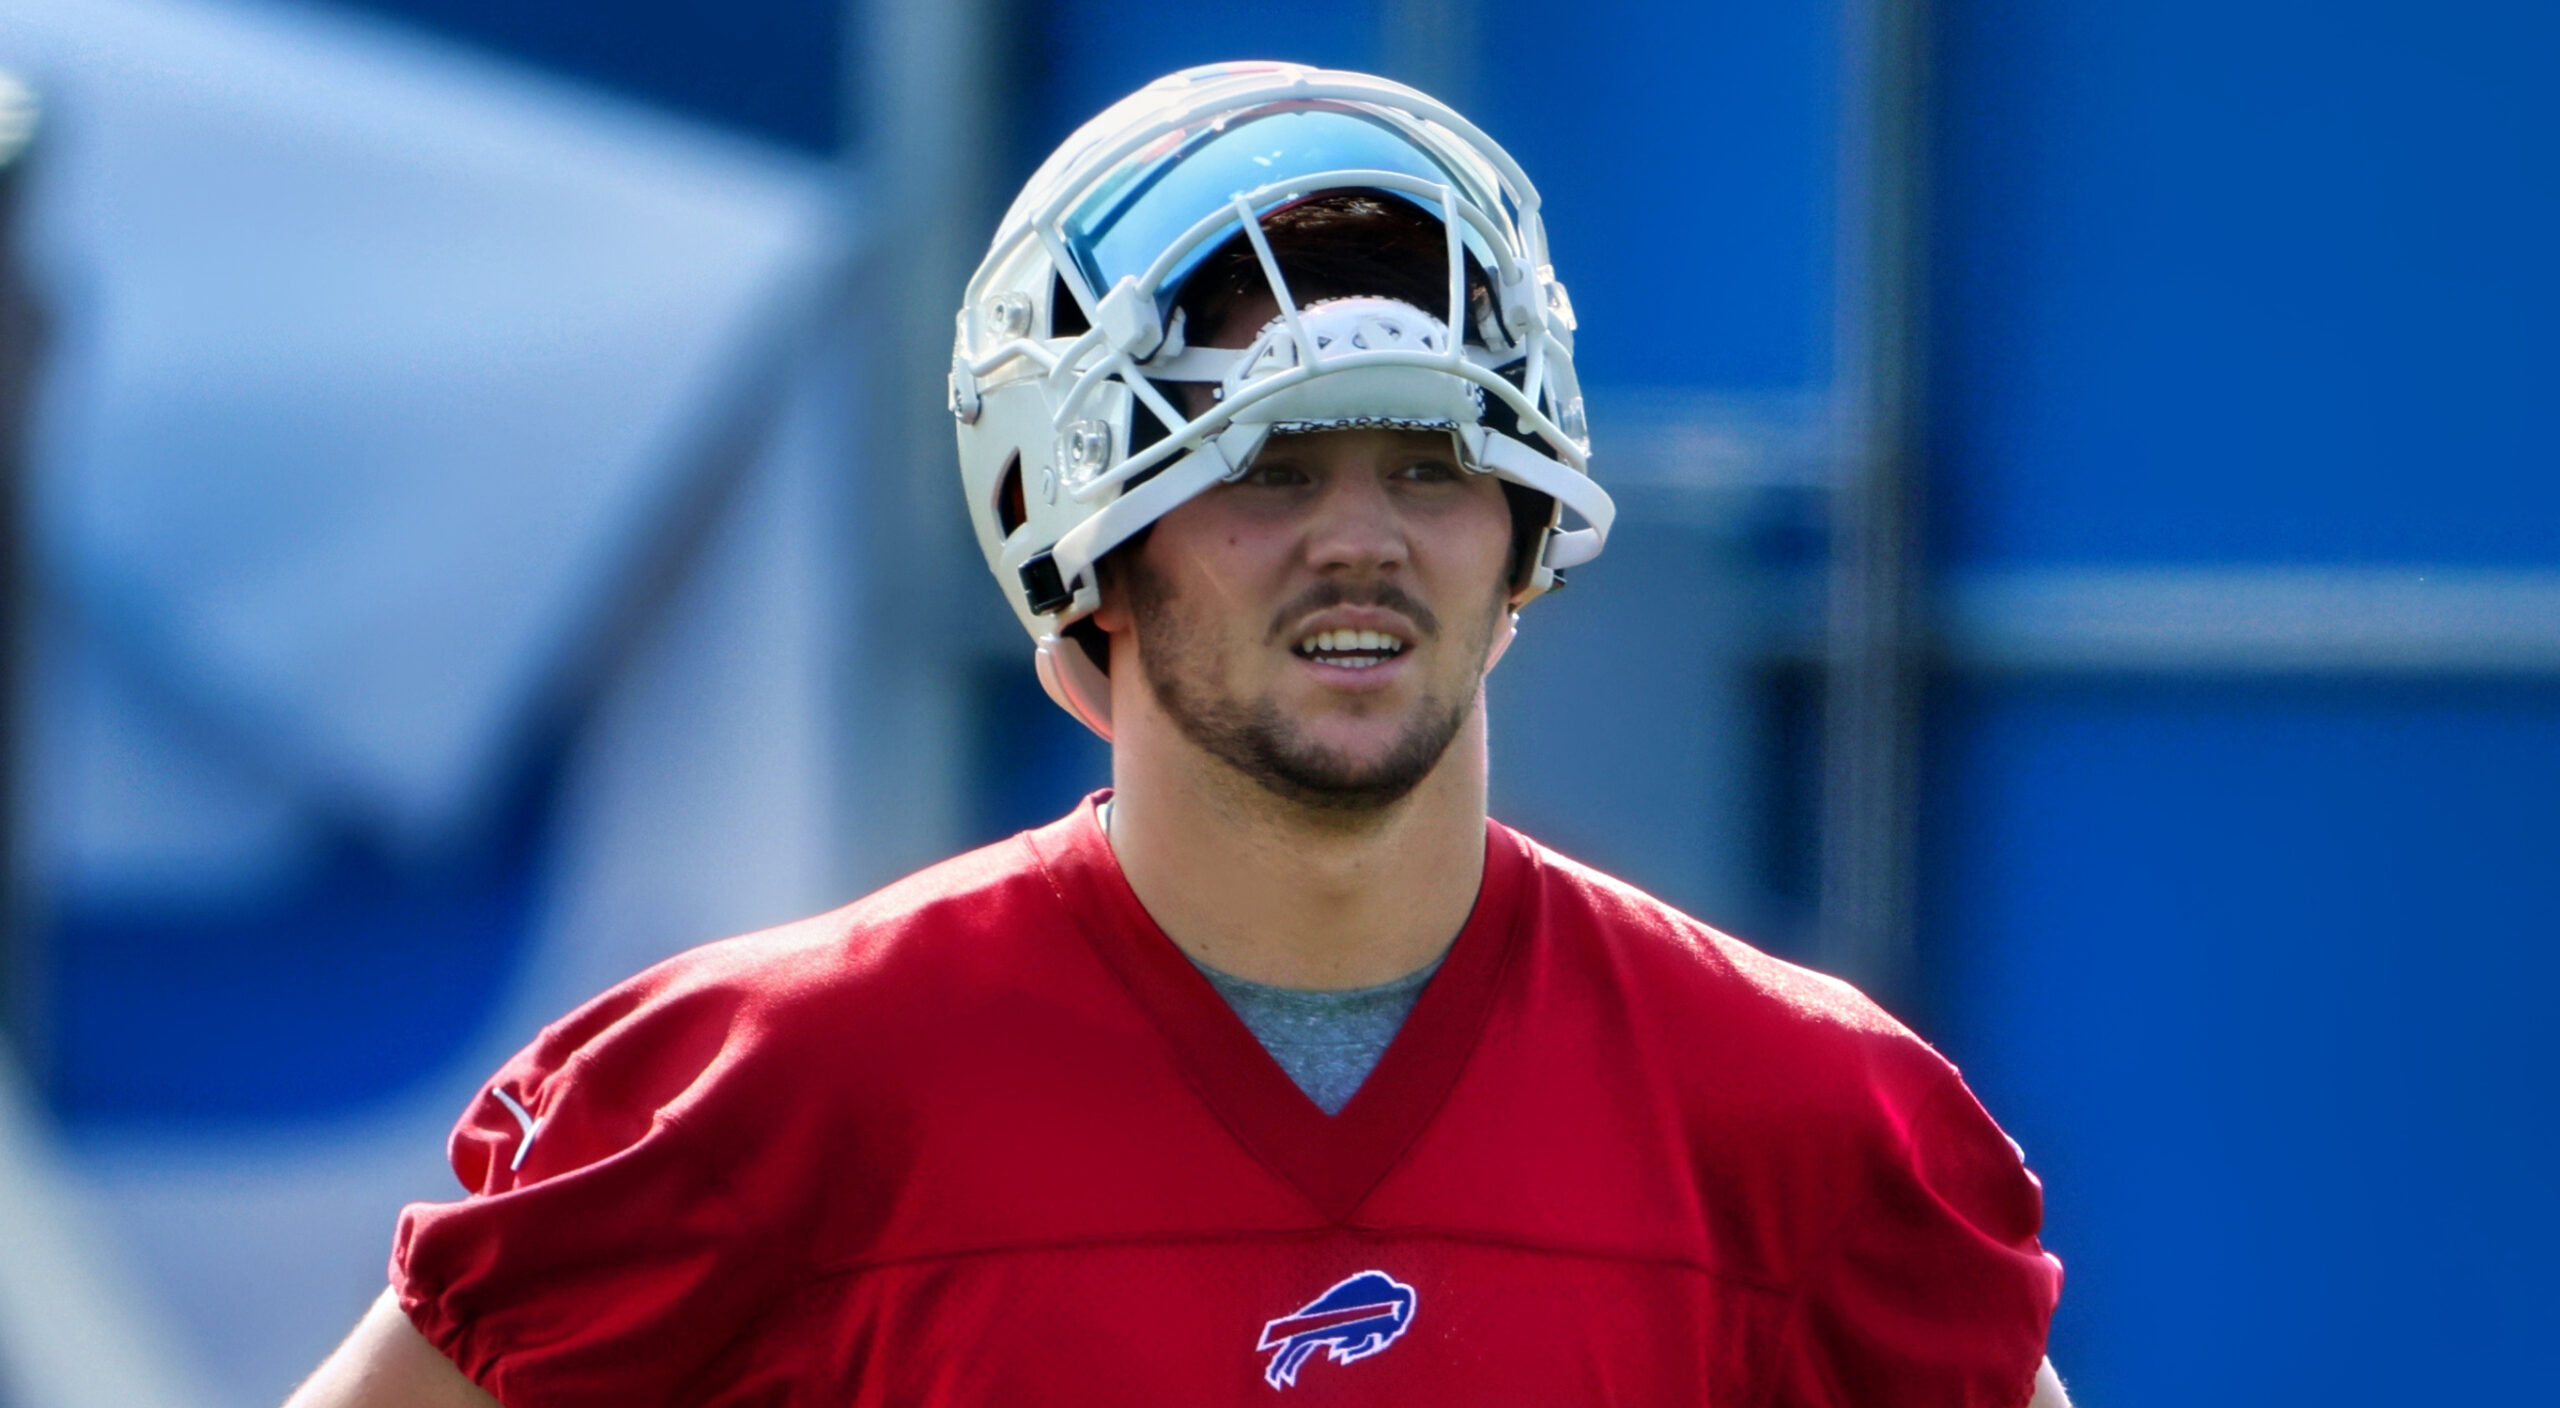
[1255,1269,1418,1389]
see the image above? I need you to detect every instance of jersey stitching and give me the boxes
[794,1222,1795,1297]
[1761,1279,1816,1408]
[652,1099,833,1408]
[1771,1074,1967,1408]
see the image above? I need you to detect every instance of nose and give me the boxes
[1300,458,1409,578]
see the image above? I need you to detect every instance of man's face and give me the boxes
[1099,426,1517,812]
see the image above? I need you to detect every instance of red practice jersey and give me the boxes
[395,796,2061,1406]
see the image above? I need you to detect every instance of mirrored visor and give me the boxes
[1060,104,1507,315]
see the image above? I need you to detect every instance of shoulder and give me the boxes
[1495,824,2060,1392]
[542,831,1050,1028]
[1493,823,1985,1185]
[395,839,1073,1407]
[462,829,1078,1178]
[1504,825,1936,1074]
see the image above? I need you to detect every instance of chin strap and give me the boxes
[1484,611,1519,674]
[1462,427,1613,594]
[1034,633,1115,741]
[1048,435,1249,621]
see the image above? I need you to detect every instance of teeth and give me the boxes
[1293,627,1409,663]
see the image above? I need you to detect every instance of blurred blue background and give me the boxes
[0,0,2550,1403]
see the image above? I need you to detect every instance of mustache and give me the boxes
[1267,580,1441,644]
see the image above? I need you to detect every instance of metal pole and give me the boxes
[838,0,1015,891]
[0,73,41,1067]
[1382,0,1479,116]
[1818,0,1929,1009]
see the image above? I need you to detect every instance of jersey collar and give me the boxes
[1027,791,1530,1223]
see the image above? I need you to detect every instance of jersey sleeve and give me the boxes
[391,954,818,1406]
[1783,1059,2064,1408]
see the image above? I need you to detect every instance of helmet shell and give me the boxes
[952,62,1613,734]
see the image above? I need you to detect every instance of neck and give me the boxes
[1106,707,1491,991]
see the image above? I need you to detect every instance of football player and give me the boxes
[289,62,2071,1406]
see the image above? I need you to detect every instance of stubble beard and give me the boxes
[1124,560,1494,815]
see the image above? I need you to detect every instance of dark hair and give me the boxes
[1175,191,1489,338]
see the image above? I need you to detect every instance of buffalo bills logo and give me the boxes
[1256,1270,1417,1389]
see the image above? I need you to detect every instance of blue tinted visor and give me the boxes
[1059,104,1508,315]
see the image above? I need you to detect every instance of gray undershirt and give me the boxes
[1189,954,1442,1116]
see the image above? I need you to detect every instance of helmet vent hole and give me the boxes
[1049,274,1090,338]
[995,452,1027,536]
[1127,391,1169,463]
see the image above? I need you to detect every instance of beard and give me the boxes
[1123,561,1490,814]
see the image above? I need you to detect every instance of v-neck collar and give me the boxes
[1027,792,1530,1223]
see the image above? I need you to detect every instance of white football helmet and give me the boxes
[951,61,1615,738]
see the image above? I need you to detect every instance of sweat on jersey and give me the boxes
[394,794,2061,1406]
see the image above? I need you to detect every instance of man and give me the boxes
[290,62,2070,1406]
